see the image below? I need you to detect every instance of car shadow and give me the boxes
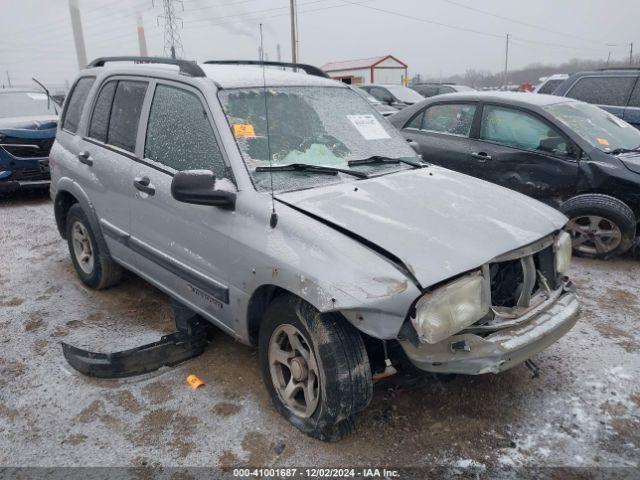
[0,187,51,206]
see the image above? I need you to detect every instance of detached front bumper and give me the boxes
[399,291,579,375]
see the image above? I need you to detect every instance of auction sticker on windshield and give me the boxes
[347,114,391,140]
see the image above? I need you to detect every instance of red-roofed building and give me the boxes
[321,55,408,85]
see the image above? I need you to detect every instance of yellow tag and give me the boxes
[186,374,204,389]
[596,137,609,146]
[232,123,256,138]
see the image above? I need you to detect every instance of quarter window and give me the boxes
[88,81,117,143]
[421,103,476,136]
[480,105,569,155]
[62,77,95,133]
[144,85,226,177]
[107,81,147,153]
[566,76,636,107]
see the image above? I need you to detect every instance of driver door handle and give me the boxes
[77,150,93,166]
[471,152,492,162]
[133,176,155,196]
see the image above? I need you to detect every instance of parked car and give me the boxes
[51,57,578,440]
[0,88,59,193]
[390,91,640,258]
[411,82,475,98]
[350,85,398,116]
[359,84,424,109]
[552,68,640,128]
[533,74,569,94]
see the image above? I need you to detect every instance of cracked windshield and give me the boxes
[219,86,418,191]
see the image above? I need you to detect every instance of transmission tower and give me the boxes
[154,0,184,59]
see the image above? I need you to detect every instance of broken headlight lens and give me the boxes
[412,271,489,344]
[555,231,572,275]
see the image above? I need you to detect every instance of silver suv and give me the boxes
[50,57,580,441]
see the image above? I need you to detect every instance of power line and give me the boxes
[338,0,614,55]
[439,0,619,47]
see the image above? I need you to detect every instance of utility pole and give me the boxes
[6,71,11,88]
[68,0,88,69]
[503,33,510,90]
[290,0,298,63]
[136,11,148,57]
[630,42,634,66]
[606,51,612,67]
[155,0,184,59]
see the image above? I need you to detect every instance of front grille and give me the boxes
[0,136,54,158]
[489,244,556,309]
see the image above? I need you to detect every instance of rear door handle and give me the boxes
[471,152,492,161]
[77,150,93,166]
[133,176,155,196]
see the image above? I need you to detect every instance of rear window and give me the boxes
[537,79,564,95]
[566,76,636,107]
[62,77,95,133]
[106,81,147,153]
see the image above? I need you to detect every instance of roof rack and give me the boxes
[595,67,640,71]
[86,56,206,77]
[203,60,329,79]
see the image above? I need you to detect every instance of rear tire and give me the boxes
[258,294,372,441]
[65,204,122,289]
[560,194,636,259]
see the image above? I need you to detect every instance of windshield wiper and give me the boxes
[347,155,425,168]
[255,163,369,179]
[609,145,640,155]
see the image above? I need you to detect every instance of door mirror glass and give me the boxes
[171,170,236,209]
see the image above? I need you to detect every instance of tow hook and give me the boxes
[61,299,210,378]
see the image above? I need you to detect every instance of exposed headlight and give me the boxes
[555,231,572,275]
[412,271,489,344]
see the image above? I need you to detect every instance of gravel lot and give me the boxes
[1,190,639,474]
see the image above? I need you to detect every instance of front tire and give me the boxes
[561,194,636,259]
[65,204,122,289]
[258,295,372,441]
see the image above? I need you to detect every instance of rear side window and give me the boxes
[480,105,569,155]
[107,81,147,153]
[566,76,636,107]
[88,81,117,143]
[144,84,226,176]
[416,86,439,98]
[421,103,476,136]
[62,77,95,133]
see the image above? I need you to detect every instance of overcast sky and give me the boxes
[1,0,638,88]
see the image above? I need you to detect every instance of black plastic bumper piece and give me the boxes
[61,299,209,378]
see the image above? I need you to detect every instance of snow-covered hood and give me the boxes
[0,115,58,132]
[277,166,568,288]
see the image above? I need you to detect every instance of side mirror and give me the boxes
[406,139,423,159]
[171,170,236,210]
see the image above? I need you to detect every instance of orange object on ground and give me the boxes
[186,374,205,389]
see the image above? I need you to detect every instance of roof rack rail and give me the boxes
[87,56,206,77]
[203,60,329,79]
[595,67,640,71]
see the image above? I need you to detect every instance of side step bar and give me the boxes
[62,300,209,378]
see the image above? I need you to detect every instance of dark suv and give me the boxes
[553,69,640,129]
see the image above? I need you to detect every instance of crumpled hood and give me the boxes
[277,166,568,288]
[0,115,58,132]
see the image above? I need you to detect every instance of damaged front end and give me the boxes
[398,231,580,375]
